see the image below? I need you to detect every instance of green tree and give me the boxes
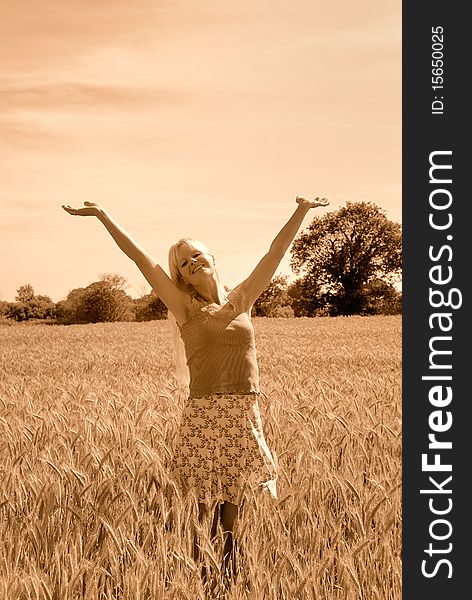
[253,275,294,317]
[290,202,402,316]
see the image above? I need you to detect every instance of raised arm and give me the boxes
[61,202,191,324]
[235,196,329,308]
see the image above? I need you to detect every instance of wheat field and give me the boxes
[0,316,401,600]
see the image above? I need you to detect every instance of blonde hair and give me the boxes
[168,238,214,298]
[167,238,221,389]
[168,308,190,389]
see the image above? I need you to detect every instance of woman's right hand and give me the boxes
[62,201,102,217]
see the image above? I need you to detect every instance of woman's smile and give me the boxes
[176,248,213,281]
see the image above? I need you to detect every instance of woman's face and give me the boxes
[176,244,214,284]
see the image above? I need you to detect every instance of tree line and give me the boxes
[1,202,402,323]
[0,275,167,325]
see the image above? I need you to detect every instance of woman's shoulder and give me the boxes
[226,285,250,314]
[178,294,206,330]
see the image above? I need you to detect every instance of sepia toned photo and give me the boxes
[1,2,401,599]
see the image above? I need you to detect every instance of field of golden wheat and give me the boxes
[0,316,401,600]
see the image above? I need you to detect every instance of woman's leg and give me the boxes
[196,501,239,593]
[195,502,218,558]
[196,502,221,593]
[220,501,239,583]
[194,502,211,563]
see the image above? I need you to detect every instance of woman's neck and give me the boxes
[193,276,227,305]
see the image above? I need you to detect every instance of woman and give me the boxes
[61,195,329,587]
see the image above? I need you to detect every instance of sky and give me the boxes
[1,0,401,302]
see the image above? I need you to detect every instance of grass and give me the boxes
[0,316,401,599]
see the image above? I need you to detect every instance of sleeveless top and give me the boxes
[178,289,259,397]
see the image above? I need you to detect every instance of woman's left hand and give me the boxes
[296,196,330,209]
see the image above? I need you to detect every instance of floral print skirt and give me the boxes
[171,393,277,505]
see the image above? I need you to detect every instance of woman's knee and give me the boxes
[221,501,238,532]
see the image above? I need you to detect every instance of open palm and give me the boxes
[296,196,330,209]
[62,201,101,217]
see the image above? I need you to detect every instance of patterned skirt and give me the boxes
[171,393,277,505]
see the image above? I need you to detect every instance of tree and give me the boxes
[0,300,9,317]
[253,275,294,317]
[78,282,120,323]
[287,273,327,317]
[99,273,129,292]
[57,275,134,324]
[7,284,56,321]
[15,284,35,303]
[55,287,86,323]
[290,202,402,316]
[360,278,402,315]
[134,292,168,321]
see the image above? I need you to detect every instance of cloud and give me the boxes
[0,0,253,77]
[0,115,66,151]
[0,80,186,153]
[0,82,183,112]
[0,1,157,73]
